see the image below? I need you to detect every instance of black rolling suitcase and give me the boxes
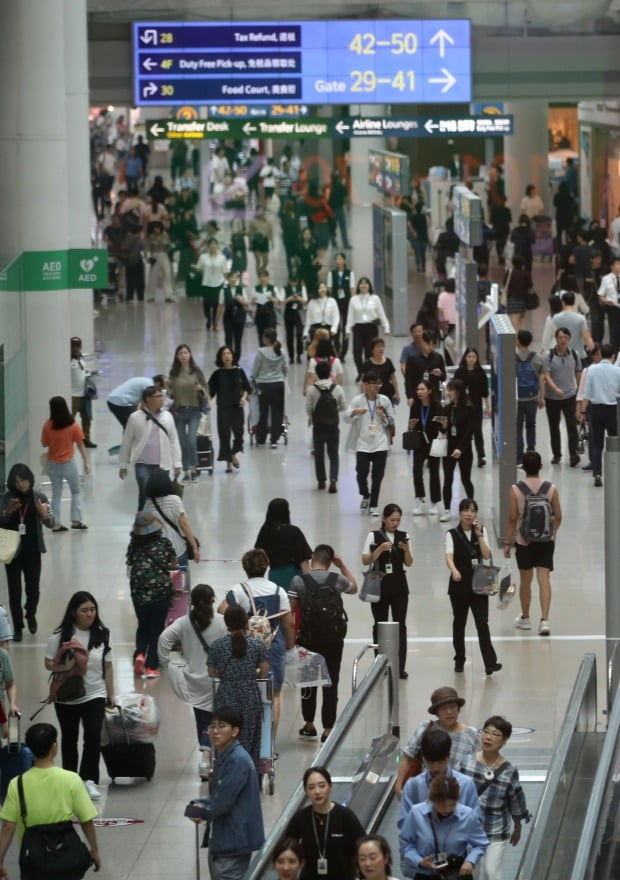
[0,714,34,803]
[196,434,213,474]
[101,707,156,783]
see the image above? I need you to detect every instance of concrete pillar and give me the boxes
[349,105,387,281]
[0,0,73,464]
[503,101,550,217]
[64,0,94,354]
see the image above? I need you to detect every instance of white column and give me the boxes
[348,105,387,281]
[64,0,94,354]
[503,101,550,217]
[0,0,73,465]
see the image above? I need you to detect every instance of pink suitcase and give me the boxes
[166,569,189,626]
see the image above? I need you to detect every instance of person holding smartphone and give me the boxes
[361,503,413,679]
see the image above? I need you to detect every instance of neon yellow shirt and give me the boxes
[0,766,96,840]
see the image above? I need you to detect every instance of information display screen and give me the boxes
[133,19,471,105]
[368,149,410,197]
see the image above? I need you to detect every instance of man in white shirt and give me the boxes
[597,257,620,349]
[119,386,182,510]
[582,343,620,486]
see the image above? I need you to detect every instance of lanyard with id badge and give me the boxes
[449,408,457,438]
[366,396,378,433]
[312,810,330,875]
[18,502,28,536]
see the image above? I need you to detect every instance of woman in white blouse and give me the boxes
[303,281,340,342]
[193,238,228,332]
[345,277,390,380]
[519,184,544,219]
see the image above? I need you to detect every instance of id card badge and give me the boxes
[292,303,298,310]
[368,423,377,432]
[451,426,457,437]
[362,312,368,322]
[437,851,447,864]
[18,523,26,536]
[337,287,345,299]
[317,859,328,875]
[385,563,393,574]
[423,371,429,381]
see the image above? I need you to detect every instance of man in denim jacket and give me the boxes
[187,707,264,880]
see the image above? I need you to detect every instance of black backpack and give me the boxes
[298,573,348,648]
[312,383,339,427]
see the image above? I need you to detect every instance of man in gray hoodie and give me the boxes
[305,360,347,492]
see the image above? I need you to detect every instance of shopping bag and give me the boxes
[284,647,332,688]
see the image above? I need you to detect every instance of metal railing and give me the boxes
[245,652,396,880]
[515,653,598,880]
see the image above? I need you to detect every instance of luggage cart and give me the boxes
[207,677,276,794]
[247,380,289,447]
[196,414,214,474]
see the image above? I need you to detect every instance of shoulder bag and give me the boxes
[0,529,20,565]
[152,498,200,561]
[525,289,540,311]
[360,530,388,603]
[453,529,500,596]
[402,428,422,451]
[17,775,92,878]
[429,434,448,457]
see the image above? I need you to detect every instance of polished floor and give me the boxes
[3,233,608,879]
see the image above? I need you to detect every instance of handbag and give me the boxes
[402,429,422,451]
[429,435,448,457]
[0,529,20,565]
[360,564,383,603]
[525,289,540,311]
[55,675,87,703]
[472,556,501,596]
[17,776,92,878]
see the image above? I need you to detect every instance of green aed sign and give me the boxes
[0,249,108,292]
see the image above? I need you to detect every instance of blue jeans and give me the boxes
[517,400,538,459]
[175,406,201,470]
[47,458,81,524]
[135,462,160,511]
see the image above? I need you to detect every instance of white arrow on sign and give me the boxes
[424,119,439,134]
[149,123,165,137]
[243,122,257,135]
[142,57,157,72]
[429,29,455,59]
[143,82,158,97]
[428,68,456,93]
[140,29,158,45]
[335,120,350,134]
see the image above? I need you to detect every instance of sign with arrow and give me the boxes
[134,19,471,106]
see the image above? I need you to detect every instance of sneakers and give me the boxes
[551,455,561,464]
[485,663,503,675]
[439,510,452,522]
[143,667,160,679]
[539,619,550,636]
[270,442,278,449]
[181,472,191,483]
[570,454,581,467]
[299,726,317,739]
[190,471,199,482]
[369,507,380,516]
[428,504,440,515]
[133,653,145,676]
[84,780,101,799]
[360,497,370,512]
[594,475,603,487]
[514,616,532,630]
[317,481,326,490]
[412,500,426,516]
[328,480,337,494]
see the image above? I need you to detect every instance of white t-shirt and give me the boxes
[142,495,187,558]
[444,525,490,558]
[46,629,111,703]
[226,576,291,614]
[306,356,344,382]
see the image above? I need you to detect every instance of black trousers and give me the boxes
[545,396,578,458]
[202,299,218,329]
[472,404,485,460]
[133,596,170,669]
[125,262,145,301]
[352,322,378,375]
[442,450,475,510]
[5,551,41,634]
[255,311,275,344]
[301,640,344,729]
[371,588,408,674]
[590,403,618,477]
[107,400,136,429]
[412,446,441,503]
[256,382,284,444]
[216,405,245,461]
[285,315,304,361]
[449,590,497,668]
[313,426,340,483]
[356,450,387,507]
[223,318,245,361]
[335,299,349,361]
[55,697,106,783]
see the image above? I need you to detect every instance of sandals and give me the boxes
[52,525,68,533]
[71,522,88,530]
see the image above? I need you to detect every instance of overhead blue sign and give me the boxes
[133,19,471,106]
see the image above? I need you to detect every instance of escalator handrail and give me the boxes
[570,670,620,879]
[246,654,393,880]
[516,652,597,880]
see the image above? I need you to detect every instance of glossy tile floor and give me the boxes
[4,237,608,879]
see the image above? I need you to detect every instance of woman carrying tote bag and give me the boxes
[361,503,413,679]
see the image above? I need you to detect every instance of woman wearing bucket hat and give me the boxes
[395,687,478,797]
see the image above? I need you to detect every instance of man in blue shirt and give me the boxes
[187,708,264,880]
[107,375,165,429]
[582,343,620,486]
[398,729,480,830]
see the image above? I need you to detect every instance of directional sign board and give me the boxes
[147,115,512,142]
[134,19,471,106]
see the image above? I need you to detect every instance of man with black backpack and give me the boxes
[516,330,545,464]
[305,360,346,493]
[288,544,357,743]
[503,451,562,636]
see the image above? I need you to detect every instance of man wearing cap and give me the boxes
[395,687,478,797]
[119,385,182,510]
[70,337,96,448]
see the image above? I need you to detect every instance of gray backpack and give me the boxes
[517,481,553,542]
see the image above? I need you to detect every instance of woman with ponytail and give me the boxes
[208,605,270,767]
[158,584,226,754]
[252,326,288,447]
